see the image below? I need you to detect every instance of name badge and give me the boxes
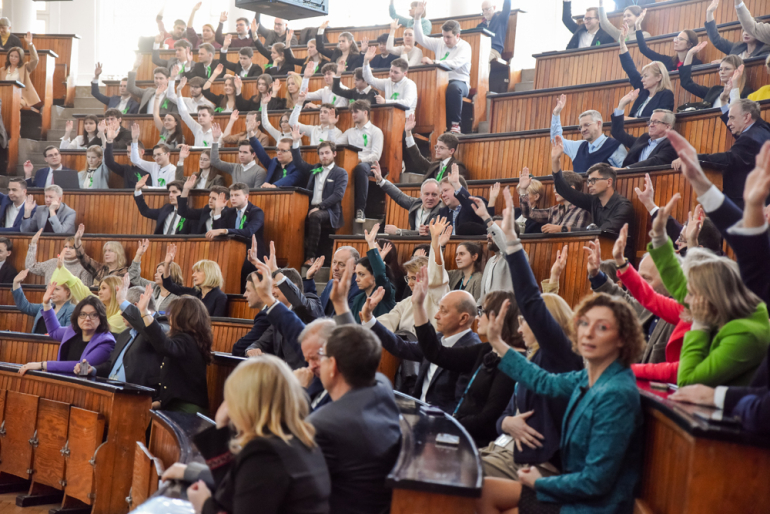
[326,179,335,183]
[494,434,513,448]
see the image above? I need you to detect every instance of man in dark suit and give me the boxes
[184,43,218,80]
[23,147,77,188]
[104,140,151,189]
[611,107,677,168]
[290,139,348,264]
[217,45,262,78]
[0,237,17,283]
[133,178,191,235]
[248,122,303,187]
[562,2,615,49]
[673,98,770,209]
[0,178,28,232]
[103,110,133,150]
[303,246,361,317]
[439,166,490,236]
[375,169,441,236]
[405,115,468,180]
[91,64,139,114]
[176,180,231,235]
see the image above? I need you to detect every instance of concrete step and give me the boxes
[352,218,385,236]
[476,121,490,134]
[73,97,105,109]
[314,267,330,283]
[75,85,95,97]
[514,81,534,92]
[520,68,535,82]
[46,128,66,142]
[399,172,424,184]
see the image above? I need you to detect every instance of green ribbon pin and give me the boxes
[162,99,169,110]
[314,64,319,73]
[214,107,224,113]
[311,166,324,175]
[440,52,449,60]
[203,141,209,147]
[135,172,142,181]
[332,95,338,104]
[390,92,399,100]
[88,176,93,188]
[180,64,185,74]
[348,99,355,105]
[282,167,288,178]
[206,66,212,78]
[436,165,447,181]
[122,107,129,114]
[158,178,166,187]
[265,63,274,69]
[239,215,247,229]
[159,134,167,141]
[176,217,186,231]
[362,134,369,147]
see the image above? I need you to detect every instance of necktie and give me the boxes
[436,164,447,181]
[166,213,177,235]
[236,211,243,230]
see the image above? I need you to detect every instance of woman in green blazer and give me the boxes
[648,196,770,387]
[349,223,396,323]
[477,189,645,514]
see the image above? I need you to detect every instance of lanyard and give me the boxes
[453,365,482,416]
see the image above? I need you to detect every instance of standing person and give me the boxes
[518,168,591,233]
[389,0,432,34]
[20,185,76,234]
[12,269,74,334]
[598,0,650,43]
[71,224,129,286]
[78,146,111,190]
[635,13,701,71]
[290,128,348,265]
[161,244,228,317]
[348,224,397,323]
[386,19,423,66]
[362,48,417,116]
[130,123,178,188]
[315,23,364,72]
[334,100,383,222]
[413,3,471,134]
[562,1,615,49]
[0,33,40,107]
[0,178,27,232]
[706,0,768,58]
[129,239,182,314]
[478,0,513,61]
[25,230,92,285]
[617,25,674,117]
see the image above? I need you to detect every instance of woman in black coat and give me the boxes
[618,25,675,117]
[705,1,769,59]
[160,356,331,514]
[635,12,701,72]
[681,46,753,107]
[161,244,228,317]
[253,39,301,76]
[315,23,363,72]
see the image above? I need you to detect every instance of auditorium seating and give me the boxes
[0,80,23,172]
[17,33,80,106]
[1,49,56,138]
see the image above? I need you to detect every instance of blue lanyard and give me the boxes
[453,365,483,417]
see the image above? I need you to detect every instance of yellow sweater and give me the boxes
[51,266,127,333]
[748,85,770,102]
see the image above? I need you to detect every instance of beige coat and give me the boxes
[0,44,40,107]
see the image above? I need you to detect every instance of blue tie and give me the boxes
[236,211,243,230]
[452,208,459,235]
[109,330,137,382]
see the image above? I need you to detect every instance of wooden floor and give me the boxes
[0,493,52,514]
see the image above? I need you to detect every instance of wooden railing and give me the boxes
[1,49,56,138]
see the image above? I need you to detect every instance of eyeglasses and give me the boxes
[583,16,598,21]
[648,120,669,127]
[78,312,100,320]
[317,347,329,359]
[477,306,486,317]
[276,148,290,153]
[672,37,686,42]
[518,315,525,325]
[586,177,609,185]
[404,276,417,284]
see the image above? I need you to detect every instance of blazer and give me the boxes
[0,44,40,106]
[250,138,304,187]
[331,77,378,104]
[163,276,228,317]
[26,166,77,188]
[235,93,285,113]
[379,179,441,233]
[42,308,116,374]
[705,19,770,58]
[12,286,75,333]
[90,82,139,113]
[127,260,179,314]
[499,352,642,514]
[20,202,77,234]
[127,71,179,114]
[0,34,22,51]
[133,194,191,235]
[307,374,401,514]
[315,33,364,71]
[438,187,489,236]
[619,52,675,117]
[176,195,212,234]
[134,315,209,410]
[0,193,24,231]
[406,143,469,181]
[211,202,266,261]
[291,147,347,229]
[610,113,678,168]
[94,303,164,395]
[0,260,17,284]
[257,24,299,47]
[247,304,307,370]
[637,31,702,71]
[217,51,263,77]
[372,320,480,413]
[348,249,396,324]
[562,1,616,50]
[478,225,514,304]
[192,425,330,514]
[447,269,483,301]
[305,275,361,317]
[232,309,271,356]
[104,142,151,188]
[679,64,754,106]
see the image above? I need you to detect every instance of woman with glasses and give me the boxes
[18,283,115,376]
[681,47,753,108]
[349,223,396,323]
[635,9,701,71]
[616,24,674,117]
[433,220,483,301]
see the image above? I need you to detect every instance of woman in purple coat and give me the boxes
[18,282,115,375]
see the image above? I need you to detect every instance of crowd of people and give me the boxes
[2,0,770,513]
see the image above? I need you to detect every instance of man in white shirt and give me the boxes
[302,63,351,110]
[362,47,418,116]
[0,178,27,231]
[175,80,217,147]
[288,93,342,145]
[335,100,384,222]
[413,3,471,134]
[130,123,178,188]
[166,75,215,113]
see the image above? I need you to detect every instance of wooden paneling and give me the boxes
[30,398,69,491]
[493,52,770,132]
[0,328,59,361]
[62,407,104,506]
[129,442,153,510]
[0,391,38,479]
[17,33,79,105]
[210,319,251,353]
[0,80,23,173]
[147,417,181,470]
[2,235,246,294]
[0,50,56,137]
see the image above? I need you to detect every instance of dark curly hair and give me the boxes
[71,297,110,335]
[571,293,645,367]
[167,296,213,364]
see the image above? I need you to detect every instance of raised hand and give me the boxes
[135,174,150,191]
[469,197,490,220]
[651,193,680,239]
[404,113,417,133]
[619,88,639,109]
[390,19,401,31]
[500,187,518,242]
[439,223,452,248]
[448,162,461,191]
[252,261,276,305]
[328,257,355,313]
[633,173,656,212]
[744,141,770,220]
[684,205,704,248]
[689,40,708,56]
[290,123,302,142]
[94,62,103,78]
[549,245,569,283]
[13,269,29,287]
[364,45,377,62]
[612,223,629,265]
[551,136,565,169]
[117,273,131,305]
[179,144,191,160]
[223,34,232,49]
[272,79,281,96]
[635,8,647,30]
[137,284,153,316]
[131,122,141,142]
[106,123,118,142]
[409,266,429,307]
[488,182,501,206]
[304,62,316,78]
[486,298,512,357]
[220,11,228,23]
[306,256,325,280]
[25,32,33,46]
[619,22,629,43]
[518,167,531,193]
[378,242,393,259]
[360,286,385,323]
[247,235,259,267]
[553,94,567,116]
[583,238,602,278]
[666,130,712,196]
[31,228,43,245]
[23,195,36,218]
[164,243,177,266]
[74,223,85,246]
[184,174,197,192]
[371,161,383,182]
[212,123,222,141]
[135,238,150,259]
[319,20,330,30]
[364,223,381,249]
[23,160,34,179]
[42,280,58,305]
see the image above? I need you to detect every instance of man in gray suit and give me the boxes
[373,163,441,236]
[20,185,76,234]
[127,54,178,116]
[210,139,264,188]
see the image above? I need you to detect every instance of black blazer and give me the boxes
[619,52,675,117]
[637,30,702,71]
[133,194,191,235]
[104,142,151,188]
[331,77,378,104]
[235,92,286,113]
[679,64,754,105]
[0,261,17,284]
[217,51,263,78]
[315,33,364,70]
[438,187,490,236]
[562,1,615,50]
[185,61,218,80]
[176,195,211,234]
[212,202,266,261]
[705,20,770,58]
[135,315,209,411]
[193,425,330,514]
[405,143,469,181]
[291,148,348,230]
[307,374,401,514]
[95,304,164,396]
[162,276,228,317]
[610,113,677,168]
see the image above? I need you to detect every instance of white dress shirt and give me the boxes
[311,164,334,205]
[362,63,419,116]
[45,165,63,187]
[4,201,21,228]
[336,121,384,164]
[420,328,472,401]
[288,104,343,145]
[130,143,177,188]
[301,78,351,109]
[550,114,628,168]
[413,16,472,85]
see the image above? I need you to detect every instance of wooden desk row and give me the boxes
[493,52,770,132]
[536,10,770,90]
[15,33,80,105]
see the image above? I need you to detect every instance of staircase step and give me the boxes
[46,128,67,142]
[520,68,535,82]
[352,218,385,236]
[513,81,534,92]
[399,172,424,184]
[73,97,105,109]
[313,267,330,283]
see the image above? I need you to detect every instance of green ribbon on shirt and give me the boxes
[135,172,143,181]
[332,95,338,104]
[311,166,324,175]
[436,165,447,181]
[390,92,400,100]
[203,141,209,147]
[180,63,186,74]
[158,178,167,187]
[159,133,167,141]
[206,66,212,78]
[87,175,94,188]
[282,167,288,178]
[162,99,169,110]
[214,107,224,113]
[176,217,186,231]
[265,63,274,69]
[440,52,449,60]
[239,215,247,229]
[362,134,369,147]
[122,107,129,114]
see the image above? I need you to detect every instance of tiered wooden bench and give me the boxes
[17,33,80,106]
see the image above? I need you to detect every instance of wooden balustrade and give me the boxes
[0,49,56,138]
[17,33,80,105]
[535,11,770,90]
[0,80,23,173]
[493,53,770,132]
[1,234,246,294]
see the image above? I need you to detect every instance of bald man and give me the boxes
[477,0,512,61]
[257,17,298,47]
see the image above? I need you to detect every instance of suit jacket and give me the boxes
[90,82,139,113]
[20,202,76,234]
[307,374,401,514]
[251,138,304,187]
[379,179,441,233]
[248,304,307,370]
[611,113,677,168]
[438,187,489,236]
[705,20,770,58]
[0,194,24,232]
[406,143,469,180]
[12,286,74,334]
[42,308,116,374]
[176,195,212,235]
[0,260,17,284]
[291,147,347,229]
[231,309,271,356]
[94,304,164,395]
[680,64,753,105]
[563,1,616,50]
[304,275,361,317]
[127,71,178,115]
[618,52,675,117]
[217,52,263,78]
[212,202,266,261]
[104,142,151,188]
[27,167,77,188]
[134,194,191,235]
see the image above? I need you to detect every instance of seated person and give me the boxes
[302,63,351,110]
[706,0,768,58]
[215,13,258,49]
[749,54,770,102]
[198,68,239,113]
[217,44,262,78]
[160,356,330,513]
[155,10,190,48]
[151,38,192,78]
[363,50,417,116]
[260,104,292,145]
[375,164,441,236]
[185,42,218,80]
[681,50,752,108]
[160,244,228,317]
[386,19,423,66]
[611,104,677,168]
[334,100,383,222]
[289,93,342,145]
[25,231,91,285]
[599,2,650,43]
[231,270,270,357]
[551,96,627,173]
[222,110,269,148]
[176,178,231,234]
[475,209,517,303]
[20,185,76,234]
[617,26,675,117]
[368,34,398,69]
[255,16,298,47]
[637,25,701,71]
[253,39,299,77]
[78,145,111,189]
[71,224,129,286]
[0,236,15,283]
[551,138,635,259]
[152,103,185,149]
[349,223,397,323]
[129,239,182,314]
[518,168,590,233]
[18,292,115,376]
[305,246,361,317]
[562,2,614,49]
[515,177,545,234]
[439,227,483,301]
[23,146,77,188]
[12,269,74,333]
[184,3,220,49]
[246,120,303,187]
[478,0,513,61]
[300,38,332,75]
[175,79,219,146]
[284,74,304,109]
[210,132,264,188]
[130,125,179,188]
[171,75,215,112]
[441,165,492,235]
[289,135,348,264]
[187,148,225,189]
[235,73,286,113]
[0,33,40,108]
[128,58,178,115]
[389,0,432,34]
[134,177,190,235]
[315,24,364,72]
[673,98,770,208]
[0,178,27,232]
[0,18,22,50]
[331,65,379,105]
[103,134,150,189]
[102,109,133,150]
[60,116,103,150]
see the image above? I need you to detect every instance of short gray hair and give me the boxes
[578,109,603,124]
[126,286,157,312]
[44,184,63,197]
[335,245,360,261]
[421,178,440,193]
[652,108,676,127]
[298,318,336,344]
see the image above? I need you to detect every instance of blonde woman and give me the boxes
[682,47,752,107]
[301,39,330,75]
[386,19,423,66]
[0,32,40,107]
[72,224,128,287]
[160,356,331,514]
[284,73,303,109]
[618,24,674,117]
[78,145,111,189]
[161,244,227,316]
[129,239,182,314]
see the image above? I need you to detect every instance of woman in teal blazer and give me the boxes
[477,191,645,514]
[348,223,396,323]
